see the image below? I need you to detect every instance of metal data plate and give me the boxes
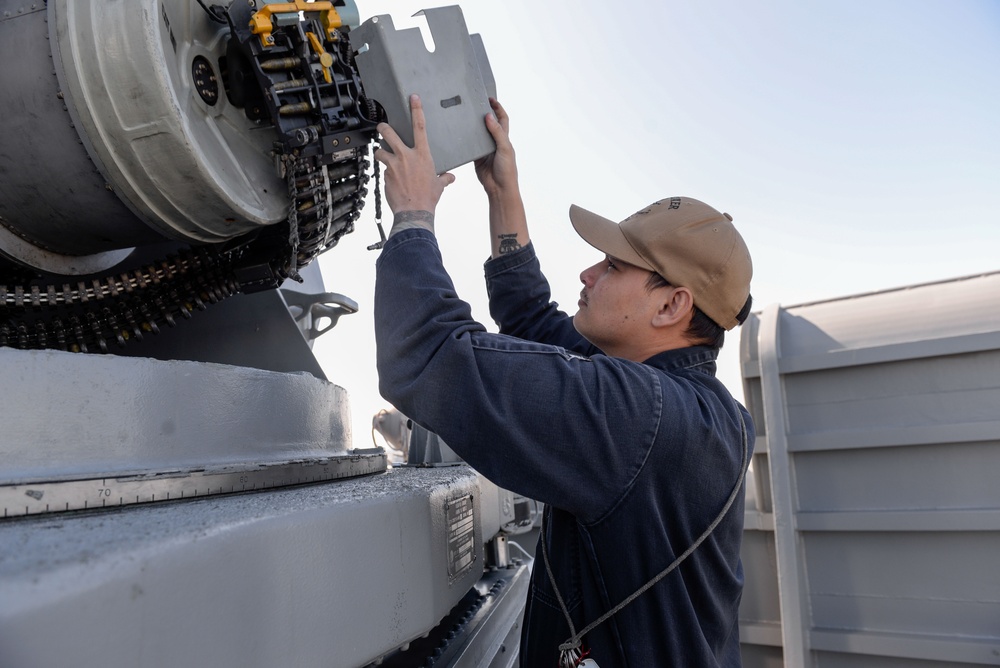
[353,6,498,174]
[445,493,477,579]
[1,450,386,519]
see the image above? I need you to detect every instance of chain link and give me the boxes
[0,151,369,353]
[366,147,389,251]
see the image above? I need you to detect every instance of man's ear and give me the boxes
[651,286,695,329]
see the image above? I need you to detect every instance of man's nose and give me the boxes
[580,261,600,287]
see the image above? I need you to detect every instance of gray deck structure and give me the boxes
[739,272,1000,666]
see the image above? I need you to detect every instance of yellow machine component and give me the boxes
[249,1,343,48]
[306,32,335,83]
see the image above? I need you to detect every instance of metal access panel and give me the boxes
[738,272,1000,667]
[353,6,497,174]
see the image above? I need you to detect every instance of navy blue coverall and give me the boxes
[375,229,753,667]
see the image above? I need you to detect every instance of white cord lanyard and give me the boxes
[541,411,749,668]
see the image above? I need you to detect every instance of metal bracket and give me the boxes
[281,290,359,340]
[353,6,497,174]
[250,1,344,47]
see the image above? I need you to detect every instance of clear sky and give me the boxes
[315,0,1000,446]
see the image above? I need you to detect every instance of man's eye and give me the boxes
[607,259,617,270]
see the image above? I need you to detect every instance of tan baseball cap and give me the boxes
[569,197,753,330]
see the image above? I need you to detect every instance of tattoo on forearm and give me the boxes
[498,233,521,255]
[394,210,435,226]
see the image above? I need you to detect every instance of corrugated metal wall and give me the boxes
[738,272,1000,667]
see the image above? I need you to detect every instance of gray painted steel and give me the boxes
[0,253,527,666]
[0,0,290,273]
[0,2,529,662]
[739,272,1000,667]
[353,6,497,174]
[0,346,354,486]
[113,263,352,380]
[49,0,289,241]
[0,466,509,668]
[0,3,156,271]
[0,451,386,518]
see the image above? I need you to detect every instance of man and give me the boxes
[373,95,754,667]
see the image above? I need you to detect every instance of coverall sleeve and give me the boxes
[375,229,663,523]
[483,242,599,356]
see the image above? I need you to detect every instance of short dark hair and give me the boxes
[644,272,752,350]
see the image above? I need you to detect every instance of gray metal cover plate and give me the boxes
[353,6,497,174]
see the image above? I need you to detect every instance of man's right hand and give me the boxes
[475,98,519,199]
